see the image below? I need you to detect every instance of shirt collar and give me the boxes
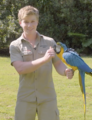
[20,31,43,48]
[20,31,42,41]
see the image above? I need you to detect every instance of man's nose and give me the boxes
[28,23,32,27]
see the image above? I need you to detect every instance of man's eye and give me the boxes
[24,21,28,23]
[31,21,34,23]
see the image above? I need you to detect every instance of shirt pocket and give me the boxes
[37,47,48,58]
[22,51,33,61]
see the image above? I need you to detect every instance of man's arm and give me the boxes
[53,60,74,79]
[13,47,55,75]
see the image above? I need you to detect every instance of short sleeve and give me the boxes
[9,42,23,65]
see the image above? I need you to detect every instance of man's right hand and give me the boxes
[43,47,55,63]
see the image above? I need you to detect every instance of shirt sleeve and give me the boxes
[9,42,23,65]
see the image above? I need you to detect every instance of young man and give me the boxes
[9,5,74,120]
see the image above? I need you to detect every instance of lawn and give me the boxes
[0,56,92,120]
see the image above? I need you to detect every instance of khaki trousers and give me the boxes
[14,99,59,120]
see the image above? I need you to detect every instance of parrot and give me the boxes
[53,42,92,120]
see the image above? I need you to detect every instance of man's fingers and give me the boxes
[65,68,74,79]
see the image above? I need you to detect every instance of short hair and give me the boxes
[18,5,39,22]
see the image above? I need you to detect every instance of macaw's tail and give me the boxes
[86,72,92,77]
[79,71,86,120]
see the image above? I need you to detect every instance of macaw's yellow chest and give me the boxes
[56,49,77,71]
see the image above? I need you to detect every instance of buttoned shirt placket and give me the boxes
[33,48,38,102]
[32,39,40,103]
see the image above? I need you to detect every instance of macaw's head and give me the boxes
[56,42,67,53]
[53,42,67,54]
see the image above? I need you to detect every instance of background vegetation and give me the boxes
[0,56,92,120]
[0,0,92,55]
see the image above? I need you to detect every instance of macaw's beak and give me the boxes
[53,45,61,54]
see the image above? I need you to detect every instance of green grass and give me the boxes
[0,56,92,120]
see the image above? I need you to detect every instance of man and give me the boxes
[9,5,74,120]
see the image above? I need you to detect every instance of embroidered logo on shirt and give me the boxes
[22,47,32,55]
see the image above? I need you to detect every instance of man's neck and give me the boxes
[23,31,37,42]
[23,32,38,47]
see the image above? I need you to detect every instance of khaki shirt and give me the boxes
[9,32,60,104]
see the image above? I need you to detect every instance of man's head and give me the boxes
[18,5,39,22]
[18,5,39,35]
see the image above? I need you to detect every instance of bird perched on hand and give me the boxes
[54,42,92,120]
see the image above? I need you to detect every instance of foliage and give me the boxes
[0,0,92,54]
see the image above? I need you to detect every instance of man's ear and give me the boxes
[19,22,21,26]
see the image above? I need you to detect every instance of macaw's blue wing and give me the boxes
[63,51,92,73]
[79,70,86,119]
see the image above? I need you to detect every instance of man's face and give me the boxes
[20,14,38,35]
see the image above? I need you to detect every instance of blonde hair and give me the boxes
[18,5,39,22]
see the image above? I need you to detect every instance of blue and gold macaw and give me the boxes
[54,42,92,119]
